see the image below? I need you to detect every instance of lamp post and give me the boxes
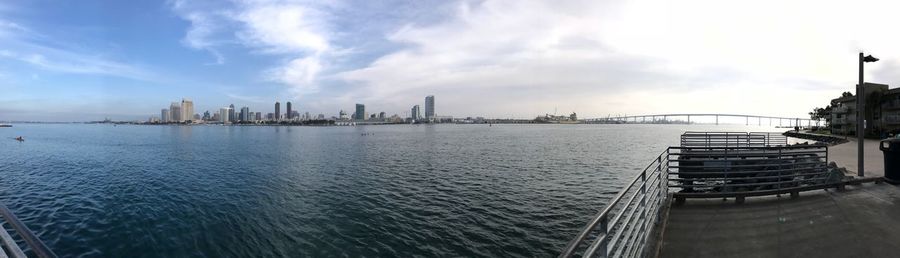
[858,53,879,177]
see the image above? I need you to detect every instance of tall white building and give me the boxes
[161,108,170,123]
[425,95,435,119]
[170,102,182,122]
[219,107,231,123]
[181,98,194,123]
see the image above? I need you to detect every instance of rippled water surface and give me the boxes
[0,124,794,257]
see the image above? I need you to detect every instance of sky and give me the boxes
[2,0,900,121]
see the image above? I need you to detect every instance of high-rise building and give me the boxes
[219,107,230,123]
[379,112,386,119]
[425,95,435,119]
[355,104,365,120]
[161,109,170,123]
[339,110,348,120]
[170,102,182,122]
[228,104,236,122]
[181,98,194,123]
[240,107,250,122]
[411,105,421,120]
[275,102,281,121]
[286,102,292,120]
[294,111,301,120]
[255,112,261,121]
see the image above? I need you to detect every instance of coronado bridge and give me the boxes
[583,113,819,127]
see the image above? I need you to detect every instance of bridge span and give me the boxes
[584,113,819,127]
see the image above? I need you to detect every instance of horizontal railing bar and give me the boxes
[671,177,826,188]
[0,223,26,258]
[669,167,827,176]
[0,204,57,258]
[670,161,825,169]
[669,172,829,181]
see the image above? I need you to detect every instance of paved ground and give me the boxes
[658,183,900,258]
[828,138,885,177]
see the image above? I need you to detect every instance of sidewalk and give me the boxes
[828,137,884,177]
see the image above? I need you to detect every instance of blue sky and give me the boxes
[2,0,900,121]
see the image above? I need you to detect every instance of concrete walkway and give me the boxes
[659,183,900,257]
[828,138,885,177]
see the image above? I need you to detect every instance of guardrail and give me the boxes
[680,132,787,148]
[668,145,831,203]
[561,144,836,258]
[0,204,56,258]
[559,149,669,258]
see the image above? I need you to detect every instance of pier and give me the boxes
[560,131,892,258]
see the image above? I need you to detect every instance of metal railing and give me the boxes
[680,132,787,148]
[561,144,833,258]
[0,204,56,258]
[559,149,669,258]
[668,145,831,198]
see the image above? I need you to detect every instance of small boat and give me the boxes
[14,136,24,142]
[0,124,11,127]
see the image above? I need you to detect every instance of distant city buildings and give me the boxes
[425,95,435,120]
[170,102,182,122]
[275,102,281,121]
[355,104,365,120]
[148,94,442,125]
[229,104,236,123]
[219,107,230,123]
[286,102,293,120]
[411,105,421,120]
[181,98,194,123]
[161,108,170,123]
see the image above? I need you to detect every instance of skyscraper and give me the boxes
[228,104,236,122]
[425,95,435,119]
[355,104,365,120]
[181,98,194,123]
[275,102,281,121]
[240,107,250,122]
[161,109,170,123]
[286,102,292,120]
[219,107,230,123]
[411,105,421,120]
[170,102,182,122]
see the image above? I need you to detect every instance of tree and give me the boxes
[842,91,853,97]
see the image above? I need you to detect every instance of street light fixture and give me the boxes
[858,53,879,177]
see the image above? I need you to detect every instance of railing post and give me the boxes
[598,215,609,258]
[658,153,664,208]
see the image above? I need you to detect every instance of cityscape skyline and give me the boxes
[152,94,442,124]
[5,1,900,122]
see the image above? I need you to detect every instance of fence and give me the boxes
[559,149,669,258]
[680,132,787,148]
[0,204,56,258]
[561,144,834,258]
[668,145,831,202]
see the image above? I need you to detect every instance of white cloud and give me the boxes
[334,0,900,118]
[172,0,334,95]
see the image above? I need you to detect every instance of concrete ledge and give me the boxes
[783,131,849,145]
[672,177,883,204]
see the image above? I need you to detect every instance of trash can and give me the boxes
[880,139,900,184]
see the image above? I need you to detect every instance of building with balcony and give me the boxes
[829,82,888,136]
